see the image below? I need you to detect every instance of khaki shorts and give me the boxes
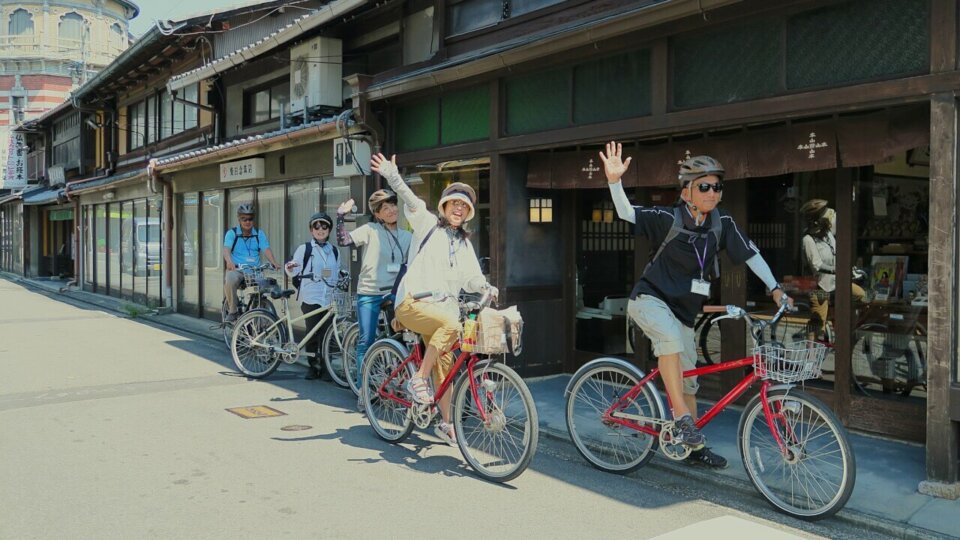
[628,295,699,394]
[395,295,459,388]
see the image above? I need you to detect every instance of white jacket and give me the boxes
[379,163,487,308]
[802,233,836,292]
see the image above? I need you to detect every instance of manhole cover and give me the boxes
[226,405,287,419]
[280,425,313,431]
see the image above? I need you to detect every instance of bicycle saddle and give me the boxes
[270,288,296,300]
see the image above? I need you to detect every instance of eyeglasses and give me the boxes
[695,182,724,193]
[239,217,254,222]
[312,222,330,231]
[448,200,470,210]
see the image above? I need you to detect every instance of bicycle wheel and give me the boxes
[341,323,362,396]
[322,319,351,388]
[362,340,415,443]
[565,360,662,473]
[221,298,235,348]
[452,361,538,483]
[697,313,722,365]
[231,309,286,378]
[738,388,855,520]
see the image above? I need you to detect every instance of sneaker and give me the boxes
[356,394,366,415]
[673,414,706,449]
[434,421,457,445]
[224,312,238,323]
[405,376,434,404]
[685,447,728,469]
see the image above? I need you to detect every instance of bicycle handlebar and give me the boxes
[706,298,795,345]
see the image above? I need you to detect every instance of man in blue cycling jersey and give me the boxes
[223,203,279,322]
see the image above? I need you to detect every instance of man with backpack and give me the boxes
[222,203,280,322]
[599,141,791,469]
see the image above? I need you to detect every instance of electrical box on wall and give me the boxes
[333,138,371,177]
[289,37,343,112]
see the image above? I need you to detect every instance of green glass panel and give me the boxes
[672,20,782,108]
[441,85,490,145]
[574,50,651,124]
[396,99,439,151]
[787,0,929,89]
[505,68,570,134]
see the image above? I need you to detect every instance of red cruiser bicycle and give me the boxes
[565,301,856,520]
[360,290,538,483]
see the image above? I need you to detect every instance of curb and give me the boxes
[537,424,947,540]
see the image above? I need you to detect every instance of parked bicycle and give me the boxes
[218,263,277,348]
[360,289,538,483]
[342,300,397,396]
[566,300,856,520]
[230,272,353,379]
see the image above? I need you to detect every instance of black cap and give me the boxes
[309,212,333,227]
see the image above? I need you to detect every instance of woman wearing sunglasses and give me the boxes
[285,212,342,380]
[599,141,790,470]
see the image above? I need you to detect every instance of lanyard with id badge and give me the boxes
[690,235,711,296]
[383,227,407,275]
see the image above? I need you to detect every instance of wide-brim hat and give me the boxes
[437,182,476,222]
[309,211,333,228]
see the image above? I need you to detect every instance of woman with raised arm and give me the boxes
[369,153,497,445]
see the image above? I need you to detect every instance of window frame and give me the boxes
[242,77,290,128]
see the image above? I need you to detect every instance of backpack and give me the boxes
[390,224,439,298]
[292,241,339,290]
[230,226,260,254]
[644,207,723,278]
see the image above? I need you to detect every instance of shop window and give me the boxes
[671,19,781,109]
[850,168,928,402]
[441,86,489,145]
[242,78,289,127]
[180,193,200,314]
[786,0,929,89]
[83,206,93,289]
[107,202,121,297]
[203,190,226,318]
[95,205,107,290]
[133,199,149,304]
[257,184,285,269]
[120,200,134,299]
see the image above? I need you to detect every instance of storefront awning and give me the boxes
[67,170,146,195]
[527,107,929,189]
[21,186,64,206]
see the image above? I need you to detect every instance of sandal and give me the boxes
[405,376,434,404]
[434,421,457,445]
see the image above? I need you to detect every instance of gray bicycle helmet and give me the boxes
[236,202,256,215]
[368,189,398,214]
[678,155,725,187]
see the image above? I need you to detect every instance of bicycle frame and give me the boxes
[375,340,493,424]
[605,355,795,455]
[248,298,342,354]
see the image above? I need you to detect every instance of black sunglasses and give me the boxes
[239,216,254,222]
[695,182,724,193]
[312,222,331,231]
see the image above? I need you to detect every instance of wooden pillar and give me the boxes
[833,168,854,423]
[923,93,960,490]
[562,188,578,373]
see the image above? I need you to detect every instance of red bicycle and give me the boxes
[565,301,856,520]
[360,290,538,483]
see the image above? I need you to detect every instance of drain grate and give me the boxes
[226,405,286,419]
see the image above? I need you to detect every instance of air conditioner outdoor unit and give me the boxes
[289,37,343,113]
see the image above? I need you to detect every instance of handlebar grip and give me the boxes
[412,291,433,300]
[703,305,728,313]
[300,273,314,280]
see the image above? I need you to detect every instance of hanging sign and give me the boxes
[220,158,265,183]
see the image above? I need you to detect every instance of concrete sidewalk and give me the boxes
[9,274,959,538]
[527,374,960,539]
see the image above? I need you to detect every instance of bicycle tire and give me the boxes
[450,360,538,483]
[697,313,722,365]
[362,339,415,443]
[230,309,287,378]
[342,323,362,396]
[565,360,663,474]
[322,318,351,388]
[738,388,855,520]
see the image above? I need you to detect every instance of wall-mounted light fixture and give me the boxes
[102,190,116,201]
[529,197,553,223]
[591,202,614,223]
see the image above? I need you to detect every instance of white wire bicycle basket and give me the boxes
[753,340,828,383]
[461,318,523,355]
[241,267,265,289]
[333,290,356,319]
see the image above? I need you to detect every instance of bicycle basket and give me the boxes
[461,307,523,355]
[753,341,828,383]
[242,267,264,289]
[333,290,356,319]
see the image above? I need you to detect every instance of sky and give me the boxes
[129,0,262,37]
